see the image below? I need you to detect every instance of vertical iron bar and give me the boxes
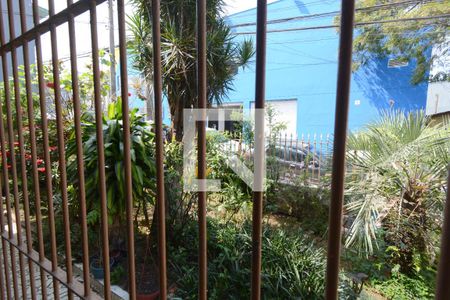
[47,1,74,298]
[197,0,208,298]
[151,0,167,298]
[66,0,91,296]
[295,135,299,176]
[0,242,5,300]
[117,0,136,298]
[89,2,112,298]
[313,134,317,181]
[251,0,267,299]
[18,0,48,297]
[436,170,450,300]
[1,1,27,298]
[324,0,355,299]
[307,134,311,181]
[319,134,323,183]
[0,54,20,300]
[32,0,60,297]
[289,134,292,162]
[0,94,11,300]
[0,5,13,296]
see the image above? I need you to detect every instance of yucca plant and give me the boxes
[127,0,254,140]
[66,99,156,246]
[344,110,449,272]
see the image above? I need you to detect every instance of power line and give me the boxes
[227,0,328,20]
[265,30,448,45]
[229,0,440,28]
[235,14,450,35]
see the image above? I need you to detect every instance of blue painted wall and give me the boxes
[224,0,428,135]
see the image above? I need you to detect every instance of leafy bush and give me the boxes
[66,99,156,230]
[267,182,330,237]
[371,272,434,299]
[171,220,327,299]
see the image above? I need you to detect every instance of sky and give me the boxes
[223,0,279,16]
[36,0,277,62]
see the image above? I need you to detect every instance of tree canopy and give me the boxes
[128,0,254,140]
[349,0,449,84]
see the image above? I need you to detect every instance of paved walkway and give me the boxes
[0,217,85,299]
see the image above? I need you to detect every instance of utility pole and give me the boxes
[108,0,117,101]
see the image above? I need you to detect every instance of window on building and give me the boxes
[388,58,409,68]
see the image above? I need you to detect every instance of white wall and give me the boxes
[426,82,450,115]
[426,38,450,116]
[251,99,298,137]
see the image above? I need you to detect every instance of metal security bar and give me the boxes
[0,0,449,300]
[0,0,117,299]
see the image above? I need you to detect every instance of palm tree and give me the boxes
[344,110,449,272]
[128,0,254,141]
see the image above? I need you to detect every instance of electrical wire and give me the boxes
[235,14,450,35]
[229,0,442,28]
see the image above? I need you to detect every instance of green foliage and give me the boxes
[171,219,327,299]
[66,99,156,227]
[128,0,254,139]
[267,183,330,237]
[371,271,434,299]
[346,0,450,84]
[344,110,449,271]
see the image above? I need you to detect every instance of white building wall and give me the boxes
[426,39,450,116]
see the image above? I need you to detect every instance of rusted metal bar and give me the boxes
[0,0,107,54]
[0,2,28,298]
[197,0,208,298]
[436,170,450,299]
[0,4,14,296]
[0,56,19,300]
[151,0,167,298]
[32,0,60,297]
[66,0,91,296]
[117,0,137,298]
[47,1,75,298]
[0,233,103,300]
[18,0,48,297]
[0,133,11,300]
[324,0,356,299]
[251,0,267,299]
[89,2,112,298]
[0,242,5,299]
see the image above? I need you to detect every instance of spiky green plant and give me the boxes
[66,99,156,232]
[127,0,254,140]
[344,110,449,271]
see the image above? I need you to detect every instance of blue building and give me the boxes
[220,0,428,135]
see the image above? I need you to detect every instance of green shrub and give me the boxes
[66,99,156,230]
[267,183,330,237]
[171,220,327,299]
[371,272,434,299]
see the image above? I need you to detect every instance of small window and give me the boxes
[388,58,409,68]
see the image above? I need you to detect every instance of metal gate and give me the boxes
[0,0,448,299]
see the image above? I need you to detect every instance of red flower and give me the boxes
[36,159,44,165]
[13,142,19,147]
[128,92,132,97]
[49,146,57,151]
[7,164,11,169]
[25,154,32,160]
[37,167,45,173]
[46,82,55,89]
